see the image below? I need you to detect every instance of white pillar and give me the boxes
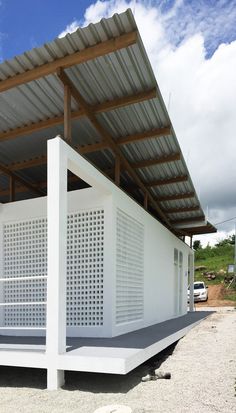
[189,253,195,312]
[46,138,67,390]
[0,212,4,327]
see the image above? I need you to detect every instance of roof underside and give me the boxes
[0,9,216,237]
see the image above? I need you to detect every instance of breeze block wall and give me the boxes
[0,188,113,337]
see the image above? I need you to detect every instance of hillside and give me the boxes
[194,239,236,303]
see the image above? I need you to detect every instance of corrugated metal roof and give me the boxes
[0,9,216,236]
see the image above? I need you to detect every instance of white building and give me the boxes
[0,9,215,389]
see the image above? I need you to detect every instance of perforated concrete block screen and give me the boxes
[116,209,144,324]
[4,218,47,327]
[66,210,104,327]
[2,209,104,328]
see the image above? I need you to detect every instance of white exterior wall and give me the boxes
[111,189,190,337]
[0,138,191,340]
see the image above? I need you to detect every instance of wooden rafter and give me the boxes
[95,88,157,113]
[115,155,121,186]
[118,126,171,145]
[163,206,200,214]
[0,174,85,197]
[171,215,205,225]
[185,225,217,235]
[0,163,45,196]
[2,139,177,176]
[156,192,195,202]
[9,176,15,202]
[147,175,188,187]
[144,192,148,210]
[0,31,138,93]
[132,153,181,169]
[0,89,158,143]
[57,67,170,226]
[3,155,47,172]
[64,84,71,142]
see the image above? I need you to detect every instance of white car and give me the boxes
[188,281,208,302]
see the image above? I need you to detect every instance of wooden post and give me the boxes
[9,176,15,202]
[115,155,120,186]
[64,84,71,142]
[144,192,148,210]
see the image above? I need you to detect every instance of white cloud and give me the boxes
[60,0,236,244]
[195,229,235,248]
[59,21,81,38]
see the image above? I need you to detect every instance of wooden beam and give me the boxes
[9,176,15,202]
[118,126,171,145]
[132,153,181,169]
[57,68,170,226]
[0,31,138,93]
[64,84,71,142]
[2,134,177,173]
[0,174,86,198]
[171,216,205,225]
[94,88,157,113]
[0,89,157,143]
[0,110,82,142]
[0,163,45,196]
[156,192,195,202]
[115,155,121,186]
[3,145,110,172]
[163,206,200,214]
[144,192,148,210]
[186,225,217,235]
[0,183,42,198]
[147,175,188,187]
[5,155,47,171]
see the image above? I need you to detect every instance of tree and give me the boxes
[216,234,235,248]
[193,240,202,250]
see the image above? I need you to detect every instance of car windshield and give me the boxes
[194,283,204,289]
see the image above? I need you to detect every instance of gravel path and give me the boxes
[0,308,235,413]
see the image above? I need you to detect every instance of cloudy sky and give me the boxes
[0,0,236,245]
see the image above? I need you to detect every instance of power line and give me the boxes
[214,216,236,226]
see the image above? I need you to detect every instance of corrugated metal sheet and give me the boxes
[0,9,215,234]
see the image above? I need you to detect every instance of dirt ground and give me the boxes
[196,284,236,307]
[0,308,235,413]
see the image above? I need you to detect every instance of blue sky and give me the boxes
[0,0,89,59]
[0,0,236,60]
[0,0,236,244]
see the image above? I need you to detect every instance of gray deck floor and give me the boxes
[0,312,212,373]
[0,311,210,351]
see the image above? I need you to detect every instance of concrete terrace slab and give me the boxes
[0,311,211,374]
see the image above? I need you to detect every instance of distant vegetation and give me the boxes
[194,235,234,272]
[194,235,236,301]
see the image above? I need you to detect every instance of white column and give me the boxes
[46,137,67,390]
[0,210,4,327]
[189,253,195,312]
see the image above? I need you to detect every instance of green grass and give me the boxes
[194,243,236,299]
[195,244,234,273]
[223,290,236,302]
